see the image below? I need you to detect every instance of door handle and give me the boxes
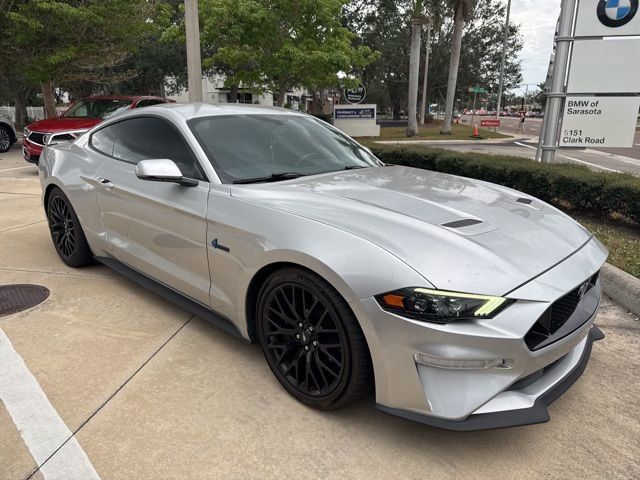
[97,177,114,189]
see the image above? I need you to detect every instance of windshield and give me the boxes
[64,99,132,119]
[188,114,382,184]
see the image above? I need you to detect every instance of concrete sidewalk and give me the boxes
[1,146,639,480]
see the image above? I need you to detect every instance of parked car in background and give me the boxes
[0,114,17,153]
[23,95,172,163]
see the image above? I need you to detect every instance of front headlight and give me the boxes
[375,287,513,324]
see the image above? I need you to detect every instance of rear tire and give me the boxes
[46,187,94,267]
[256,267,372,410]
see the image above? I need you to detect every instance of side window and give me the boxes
[90,124,117,156]
[111,117,204,180]
[135,99,165,108]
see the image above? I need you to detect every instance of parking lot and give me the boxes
[1,145,639,480]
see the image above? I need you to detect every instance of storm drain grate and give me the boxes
[0,285,50,317]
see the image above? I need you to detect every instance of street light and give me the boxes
[495,0,512,119]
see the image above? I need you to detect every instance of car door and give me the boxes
[91,116,212,306]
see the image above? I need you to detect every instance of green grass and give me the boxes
[580,219,640,279]
[355,121,509,141]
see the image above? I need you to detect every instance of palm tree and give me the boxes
[406,1,424,137]
[441,0,473,135]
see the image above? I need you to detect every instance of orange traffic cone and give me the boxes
[472,124,480,138]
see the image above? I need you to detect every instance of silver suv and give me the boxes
[0,114,17,153]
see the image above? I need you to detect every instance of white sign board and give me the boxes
[560,96,640,147]
[575,0,640,37]
[568,38,640,93]
[333,104,380,137]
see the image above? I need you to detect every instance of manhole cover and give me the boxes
[0,285,50,317]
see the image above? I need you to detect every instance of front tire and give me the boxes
[257,268,372,410]
[46,187,94,267]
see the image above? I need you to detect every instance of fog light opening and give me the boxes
[414,353,513,370]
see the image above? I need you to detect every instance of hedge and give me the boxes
[369,145,640,226]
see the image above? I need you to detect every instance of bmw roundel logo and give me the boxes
[597,0,638,27]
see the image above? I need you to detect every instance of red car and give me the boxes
[23,95,172,163]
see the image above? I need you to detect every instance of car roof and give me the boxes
[146,102,306,120]
[78,95,166,102]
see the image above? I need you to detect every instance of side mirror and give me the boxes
[135,159,198,187]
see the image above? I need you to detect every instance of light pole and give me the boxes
[419,18,433,125]
[495,0,512,119]
[185,0,203,103]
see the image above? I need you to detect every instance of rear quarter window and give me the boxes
[90,125,116,156]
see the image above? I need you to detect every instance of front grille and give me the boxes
[28,131,46,145]
[524,271,600,350]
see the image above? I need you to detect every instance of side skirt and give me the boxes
[95,256,247,342]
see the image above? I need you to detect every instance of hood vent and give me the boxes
[516,198,533,205]
[441,218,483,229]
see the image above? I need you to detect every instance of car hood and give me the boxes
[231,166,593,297]
[27,117,102,133]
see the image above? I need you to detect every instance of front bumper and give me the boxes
[352,237,608,431]
[22,138,42,163]
[377,325,604,431]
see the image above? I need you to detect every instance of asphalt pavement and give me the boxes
[458,115,640,176]
[1,144,639,480]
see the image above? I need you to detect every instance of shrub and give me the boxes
[369,145,640,225]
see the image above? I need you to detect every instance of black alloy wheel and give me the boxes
[46,188,94,267]
[0,126,11,153]
[257,268,372,409]
[48,195,76,259]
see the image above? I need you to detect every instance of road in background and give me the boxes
[452,115,640,175]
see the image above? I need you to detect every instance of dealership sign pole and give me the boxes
[539,0,577,163]
[539,0,640,162]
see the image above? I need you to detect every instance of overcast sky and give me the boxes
[509,0,562,92]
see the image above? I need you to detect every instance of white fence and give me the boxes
[0,106,67,123]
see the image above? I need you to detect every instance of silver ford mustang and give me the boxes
[38,103,607,431]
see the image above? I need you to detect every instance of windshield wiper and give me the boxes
[232,172,307,184]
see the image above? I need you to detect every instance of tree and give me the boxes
[1,0,152,117]
[345,0,521,121]
[199,0,377,107]
[406,1,425,137]
[441,0,473,134]
[344,0,412,119]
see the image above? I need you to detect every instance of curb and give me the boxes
[601,263,640,318]
[374,137,515,146]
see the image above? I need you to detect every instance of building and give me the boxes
[165,74,339,118]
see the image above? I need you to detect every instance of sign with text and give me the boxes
[559,96,640,147]
[468,86,485,94]
[344,84,366,104]
[575,0,640,37]
[480,119,500,127]
[333,104,380,137]
[568,38,640,93]
[334,107,375,119]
